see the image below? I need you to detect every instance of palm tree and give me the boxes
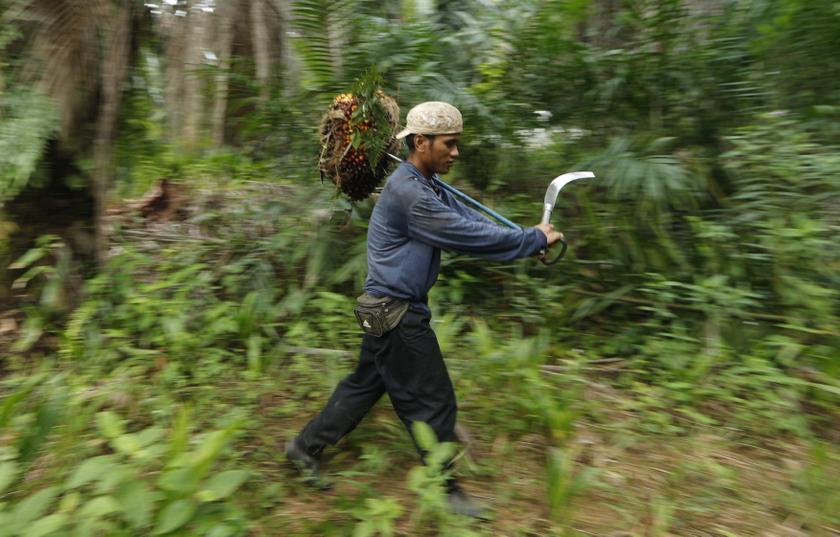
[4,0,138,264]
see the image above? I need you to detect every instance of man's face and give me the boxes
[417,133,460,175]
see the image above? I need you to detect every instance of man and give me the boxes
[287,101,564,516]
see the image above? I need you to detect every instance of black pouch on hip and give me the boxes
[354,294,409,337]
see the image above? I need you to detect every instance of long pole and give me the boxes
[385,153,520,230]
[431,178,519,229]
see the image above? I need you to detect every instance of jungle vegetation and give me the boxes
[0,0,838,535]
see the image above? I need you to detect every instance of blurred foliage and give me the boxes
[1,0,840,534]
[0,91,58,202]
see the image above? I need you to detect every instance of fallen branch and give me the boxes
[281,346,353,357]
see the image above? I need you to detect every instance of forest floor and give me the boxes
[221,370,835,537]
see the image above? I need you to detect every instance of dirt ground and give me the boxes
[246,388,837,537]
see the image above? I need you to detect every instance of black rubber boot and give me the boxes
[285,437,332,491]
[446,482,490,519]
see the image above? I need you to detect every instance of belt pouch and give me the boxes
[354,294,409,337]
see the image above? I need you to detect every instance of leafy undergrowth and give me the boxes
[1,356,838,536]
[2,170,839,535]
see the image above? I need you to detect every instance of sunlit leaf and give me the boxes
[78,495,120,519]
[115,480,159,529]
[153,498,197,535]
[411,421,437,451]
[157,468,199,495]
[95,411,125,439]
[0,462,19,495]
[13,486,60,525]
[26,513,68,537]
[197,470,250,502]
[66,456,115,489]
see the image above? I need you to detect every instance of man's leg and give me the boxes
[377,309,486,517]
[377,309,458,451]
[295,334,388,458]
[379,310,457,444]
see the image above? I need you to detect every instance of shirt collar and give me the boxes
[402,161,432,183]
[402,162,443,198]
[401,161,442,195]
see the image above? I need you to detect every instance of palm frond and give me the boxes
[292,0,356,92]
[0,90,58,203]
[11,0,108,141]
[579,137,701,211]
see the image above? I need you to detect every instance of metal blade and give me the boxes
[541,171,594,224]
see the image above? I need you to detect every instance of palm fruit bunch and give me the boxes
[318,75,400,201]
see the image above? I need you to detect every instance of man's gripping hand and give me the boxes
[535,223,565,246]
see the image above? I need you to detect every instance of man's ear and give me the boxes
[415,133,428,152]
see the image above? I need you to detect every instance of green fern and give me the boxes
[0,90,58,203]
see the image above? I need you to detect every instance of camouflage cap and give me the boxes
[395,101,463,139]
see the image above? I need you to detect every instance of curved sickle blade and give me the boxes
[541,171,595,224]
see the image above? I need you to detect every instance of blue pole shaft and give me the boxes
[384,153,520,230]
[432,177,520,230]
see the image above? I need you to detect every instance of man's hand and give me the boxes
[535,223,565,246]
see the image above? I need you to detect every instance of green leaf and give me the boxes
[17,389,66,463]
[411,421,437,451]
[350,130,363,148]
[11,315,43,353]
[8,246,45,271]
[25,513,68,537]
[169,406,190,461]
[0,462,19,495]
[58,491,80,513]
[153,498,197,535]
[112,433,143,456]
[0,90,59,202]
[11,265,52,290]
[136,427,165,448]
[0,512,14,537]
[95,411,125,439]
[78,495,120,519]
[65,456,114,489]
[785,377,840,397]
[157,468,200,495]
[114,480,159,529]
[0,378,39,427]
[676,407,718,425]
[191,424,239,479]
[205,525,236,537]
[246,335,262,374]
[39,279,62,308]
[94,465,133,495]
[353,522,376,537]
[197,470,250,502]
[13,486,60,525]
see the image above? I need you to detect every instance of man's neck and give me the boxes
[407,154,433,180]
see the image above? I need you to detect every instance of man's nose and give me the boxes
[451,146,459,157]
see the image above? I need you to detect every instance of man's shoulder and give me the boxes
[383,166,431,201]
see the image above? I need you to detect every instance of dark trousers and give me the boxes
[297,309,457,459]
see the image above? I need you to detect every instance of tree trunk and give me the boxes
[92,4,131,265]
[271,0,301,96]
[182,6,209,151]
[212,0,237,147]
[251,0,272,104]
[164,12,187,140]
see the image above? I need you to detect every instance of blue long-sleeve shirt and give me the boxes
[363,161,548,313]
